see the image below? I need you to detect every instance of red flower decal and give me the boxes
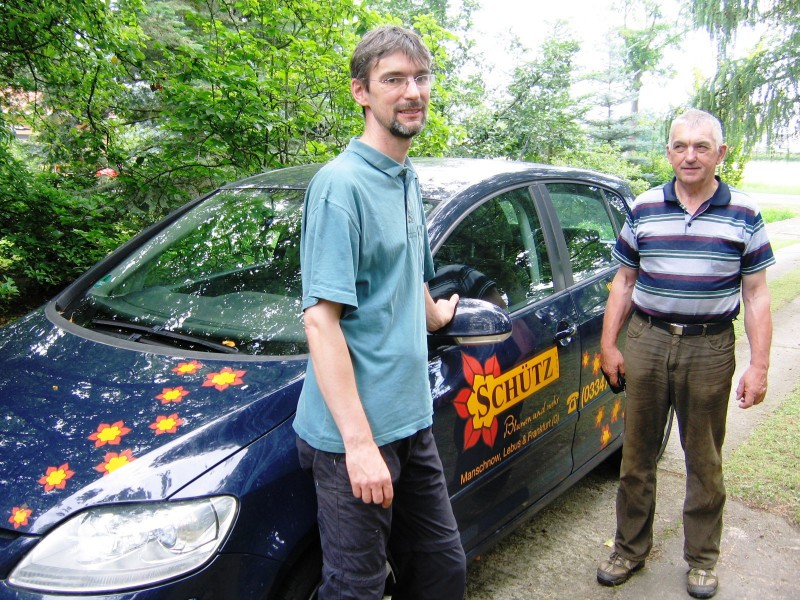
[88,420,131,447]
[149,414,184,435]
[172,360,203,375]
[38,464,74,492]
[202,367,246,391]
[95,450,136,476]
[156,386,190,404]
[455,354,502,450]
[8,506,32,529]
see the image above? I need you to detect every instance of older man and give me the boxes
[597,109,774,599]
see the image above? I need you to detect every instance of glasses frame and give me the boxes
[368,73,435,91]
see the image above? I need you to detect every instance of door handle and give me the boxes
[554,323,577,346]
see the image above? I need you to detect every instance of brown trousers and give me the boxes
[614,311,736,569]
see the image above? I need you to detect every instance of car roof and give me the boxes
[222,157,632,203]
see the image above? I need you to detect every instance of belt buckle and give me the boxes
[668,323,686,336]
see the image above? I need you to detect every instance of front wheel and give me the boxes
[273,547,322,600]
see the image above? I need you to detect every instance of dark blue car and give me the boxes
[0,158,660,599]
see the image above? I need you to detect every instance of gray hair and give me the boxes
[668,109,725,148]
[350,26,432,90]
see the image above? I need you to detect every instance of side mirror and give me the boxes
[428,298,512,346]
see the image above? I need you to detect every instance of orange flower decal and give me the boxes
[38,464,74,492]
[612,398,623,422]
[95,450,136,476]
[582,351,590,368]
[149,414,184,435]
[172,360,203,375]
[601,424,612,448]
[156,386,190,404]
[453,354,501,450]
[592,353,602,376]
[202,367,246,391]
[594,406,606,428]
[88,420,131,447]
[8,506,32,529]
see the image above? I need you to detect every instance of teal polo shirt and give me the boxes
[294,138,436,453]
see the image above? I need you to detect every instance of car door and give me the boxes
[427,185,581,553]
[539,181,629,470]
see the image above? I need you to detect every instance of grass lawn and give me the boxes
[728,266,800,525]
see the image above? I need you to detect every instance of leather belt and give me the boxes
[635,311,732,336]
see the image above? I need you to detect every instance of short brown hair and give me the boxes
[350,26,431,89]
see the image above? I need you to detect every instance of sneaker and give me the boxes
[687,568,718,598]
[596,551,645,586]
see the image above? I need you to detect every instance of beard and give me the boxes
[388,104,427,138]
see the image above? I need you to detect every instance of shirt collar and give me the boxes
[663,176,732,207]
[347,137,415,179]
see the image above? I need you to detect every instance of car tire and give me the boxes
[274,546,322,600]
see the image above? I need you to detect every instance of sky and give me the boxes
[470,0,718,114]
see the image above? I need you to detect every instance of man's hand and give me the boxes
[345,440,393,508]
[736,365,768,409]
[426,289,459,332]
[601,345,626,393]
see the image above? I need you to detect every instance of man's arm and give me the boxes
[303,299,393,508]
[736,270,772,409]
[600,265,638,388]
[425,285,459,332]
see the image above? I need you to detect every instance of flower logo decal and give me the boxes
[203,367,246,391]
[454,354,502,450]
[8,506,32,529]
[38,464,75,492]
[149,414,184,435]
[88,420,131,447]
[95,450,136,476]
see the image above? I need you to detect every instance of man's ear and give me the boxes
[351,78,369,108]
[717,144,728,163]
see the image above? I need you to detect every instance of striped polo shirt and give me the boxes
[613,177,775,324]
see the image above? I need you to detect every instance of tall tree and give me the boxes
[692,0,799,172]
[455,28,585,163]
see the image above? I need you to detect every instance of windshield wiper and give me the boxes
[91,319,240,354]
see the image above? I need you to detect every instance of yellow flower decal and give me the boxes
[202,367,246,391]
[612,398,623,423]
[149,414,184,435]
[38,463,74,492]
[601,424,612,448]
[95,450,136,476]
[594,406,606,428]
[8,506,32,529]
[156,386,190,404]
[172,360,203,375]
[88,420,131,447]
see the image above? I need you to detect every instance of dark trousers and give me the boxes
[297,427,466,600]
[615,312,735,569]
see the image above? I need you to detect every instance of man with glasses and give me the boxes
[294,26,466,599]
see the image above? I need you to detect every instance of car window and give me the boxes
[545,183,624,283]
[431,187,554,311]
[66,188,307,356]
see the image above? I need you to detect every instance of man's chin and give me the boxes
[390,119,425,139]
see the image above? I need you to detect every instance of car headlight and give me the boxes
[8,496,237,593]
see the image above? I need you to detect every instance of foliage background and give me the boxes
[0,0,795,318]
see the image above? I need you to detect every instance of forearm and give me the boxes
[601,267,636,352]
[743,282,772,371]
[304,303,374,449]
[424,285,458,332]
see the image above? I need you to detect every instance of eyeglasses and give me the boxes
[370,74,435,90]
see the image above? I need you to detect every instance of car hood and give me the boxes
[0,309,306,535]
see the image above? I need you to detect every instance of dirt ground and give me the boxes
[464,212,800,600]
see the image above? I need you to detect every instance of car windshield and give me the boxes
[67,187,307,356]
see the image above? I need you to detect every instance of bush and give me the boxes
[0,154,134,312]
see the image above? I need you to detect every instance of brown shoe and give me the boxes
[596,551,645,586]
[687,568,718,598]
